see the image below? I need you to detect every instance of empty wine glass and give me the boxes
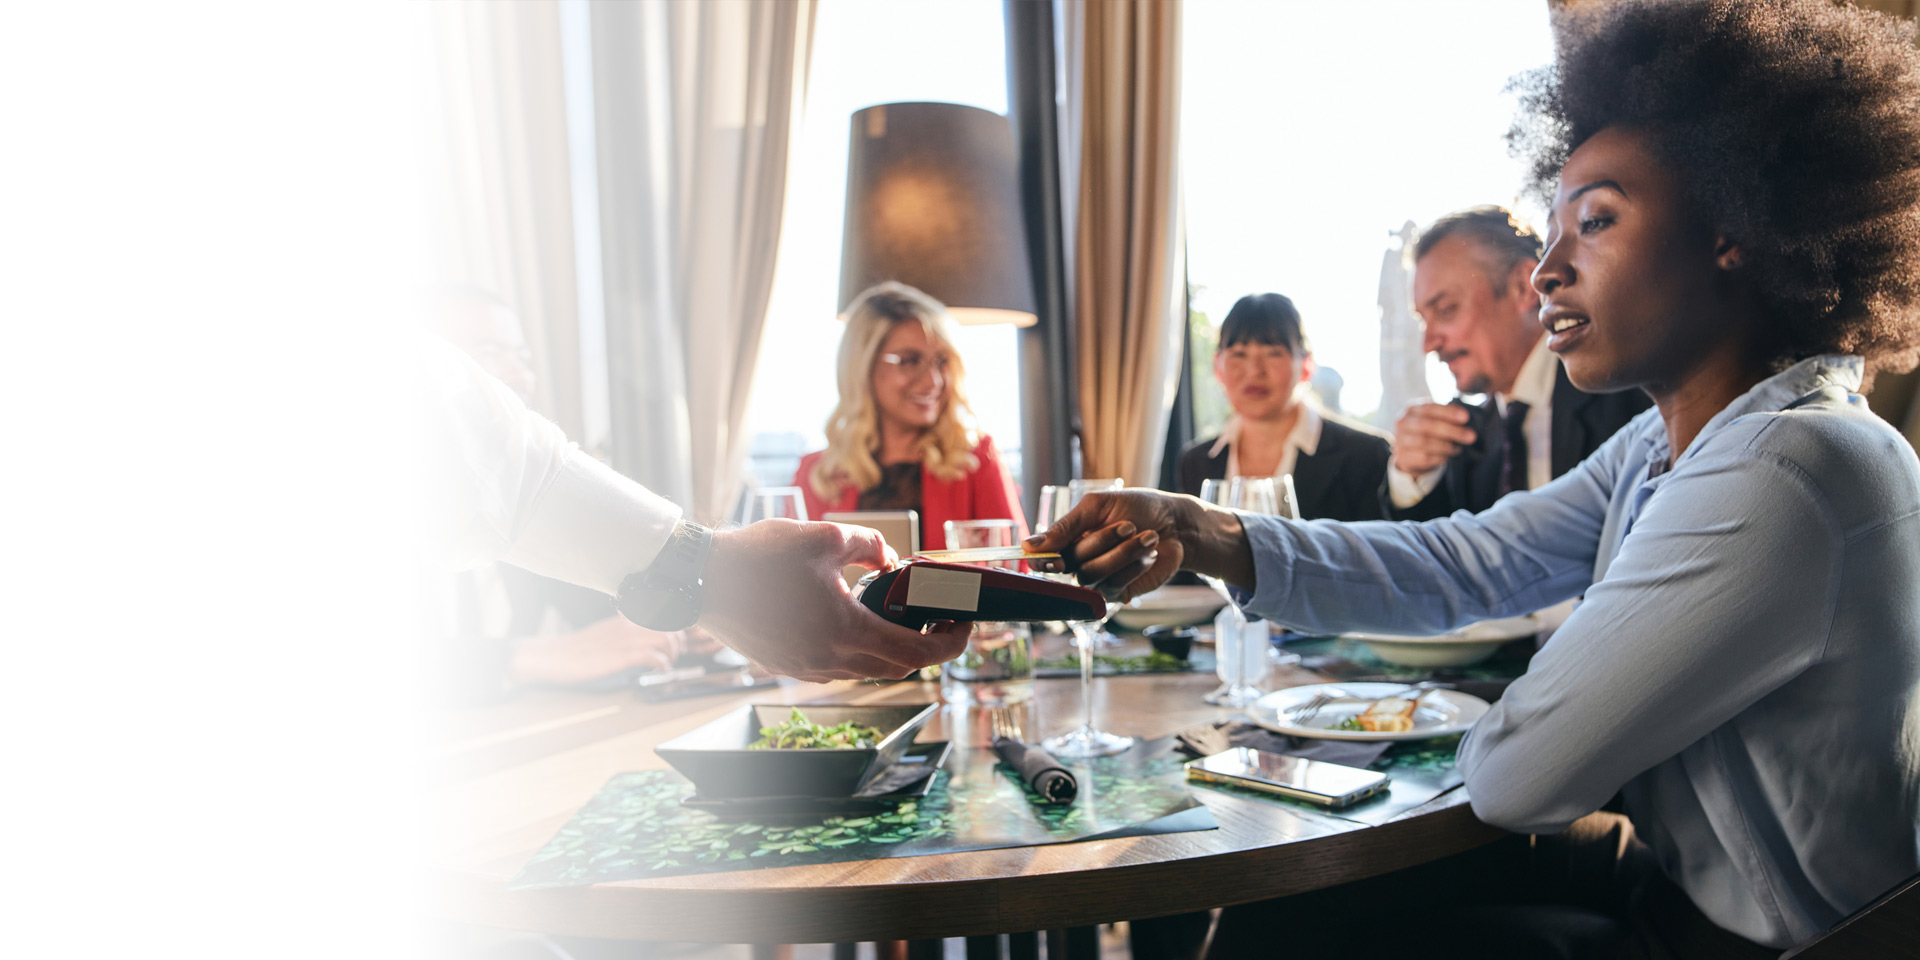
[739,486,809,524]
[1198,477,1280,706]
[1068,477,1123,502]
[1062,478,1125,648]
[1033,484,1134,758]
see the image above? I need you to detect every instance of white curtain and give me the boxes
[427,1,584,438]
[588,0,815,524]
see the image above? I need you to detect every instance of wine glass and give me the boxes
[1033,484,1135,758]
[739,486,809,524]
[1272,474,1303,670]
[1064,478,1124,648]
[1198,477,1280,706]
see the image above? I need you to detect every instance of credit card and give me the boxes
[914,546,1061,563]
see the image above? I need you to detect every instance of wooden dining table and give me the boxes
[435,643,1508,949]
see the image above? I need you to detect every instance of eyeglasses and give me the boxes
[878,351,952,377]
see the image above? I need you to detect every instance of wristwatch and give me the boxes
[615,519,714,631]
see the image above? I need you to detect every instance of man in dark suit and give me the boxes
[1384,207,1650,520]
[1174,293,1392,520]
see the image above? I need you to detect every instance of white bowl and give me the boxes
[1109,585,1227,631]
[1344,615,1540,667]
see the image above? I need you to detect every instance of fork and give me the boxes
[1288,681,1452,725]
[1285,688,1351,726]
[988,706,1025,743]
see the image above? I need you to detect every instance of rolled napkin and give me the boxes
[992,736,1078,803]
[1175,719,1392,769]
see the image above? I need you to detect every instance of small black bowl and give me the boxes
[1144,624,1197,661]
[655,702,937,799]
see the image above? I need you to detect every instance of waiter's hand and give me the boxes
[1392,401,1477,475]
[1023,489,1258,602]
[700,520,971,682]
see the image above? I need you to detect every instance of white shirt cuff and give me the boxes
[1387,464,1445,510]
[502,447,682,596]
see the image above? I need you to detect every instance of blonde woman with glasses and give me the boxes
[794,282,1027,550]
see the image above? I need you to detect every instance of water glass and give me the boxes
[940,621,1034,706]
[1198,476,1280,706]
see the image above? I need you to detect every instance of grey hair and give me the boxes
[1413,206,1544,295]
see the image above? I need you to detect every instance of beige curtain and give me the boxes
[1067,0,1187,484]
[591,0,814,523]
[427,1,584,437]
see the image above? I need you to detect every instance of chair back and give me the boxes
[1779,872,1920,959]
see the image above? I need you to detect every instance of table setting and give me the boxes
[460,490,1538,948]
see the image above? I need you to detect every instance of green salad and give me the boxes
[747,708,887,750]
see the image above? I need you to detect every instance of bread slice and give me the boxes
[1356,696,1416,733]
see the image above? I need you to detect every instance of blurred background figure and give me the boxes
[794,282,1027,550]
[434,287,690,698]
[1173,293,1391,521]
[1383,207,1649,521]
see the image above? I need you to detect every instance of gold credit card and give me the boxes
[914,546,1061,563]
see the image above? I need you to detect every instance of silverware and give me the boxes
[1286,681,1453,725]
[1285,688,1350,725]
[988,706,1024,742]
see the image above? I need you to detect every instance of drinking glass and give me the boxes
[939,620,1034,707]
[937,519,1035,707]
[740,486,808,524]
[1068,477,1123,502]
[1061,478,1125,648]
[1198,477,1283,706]
[1272,474,1303,670]
[1033,484,1135,758]
[944,518,1017,564]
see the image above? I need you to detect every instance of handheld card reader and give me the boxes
[852,559,1105,629]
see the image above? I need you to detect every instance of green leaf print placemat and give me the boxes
[511,738,1215,889]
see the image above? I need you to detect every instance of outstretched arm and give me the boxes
[429,339,967,680]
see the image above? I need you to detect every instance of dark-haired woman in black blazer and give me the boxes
[1171,293,1391,521]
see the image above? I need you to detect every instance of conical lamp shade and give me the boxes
[839,102,1037,326]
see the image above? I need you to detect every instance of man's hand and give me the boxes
[699,520,971,682]
[1391,401,1477,475]
[1023,489,1256,602]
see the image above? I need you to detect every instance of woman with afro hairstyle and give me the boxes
[1026,1,1920,955]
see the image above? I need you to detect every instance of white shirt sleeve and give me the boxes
[1385,463,1445,509]
[424,336,680,596]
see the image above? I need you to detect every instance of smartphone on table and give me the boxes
[1185,747,1391,808]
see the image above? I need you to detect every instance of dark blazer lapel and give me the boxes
[1291,440,1343,520]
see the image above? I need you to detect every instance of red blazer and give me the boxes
[793,434,1028,552]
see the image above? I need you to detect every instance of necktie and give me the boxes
[1501,399,1531,496]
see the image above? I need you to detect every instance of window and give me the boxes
[1182,1,1555,431]
[744,0,1020,493]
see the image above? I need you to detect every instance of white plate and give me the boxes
[1109,585,1227,630]
[1343,615,1541,667]
[1245,682,1491,741]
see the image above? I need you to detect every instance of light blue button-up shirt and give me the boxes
[1242,355,1920,949]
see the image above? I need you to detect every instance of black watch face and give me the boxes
[646,592,699,632]
[618,577,698,632]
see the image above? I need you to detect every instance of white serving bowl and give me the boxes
[1109,585,1227,631]
[1344,615,1541,667]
